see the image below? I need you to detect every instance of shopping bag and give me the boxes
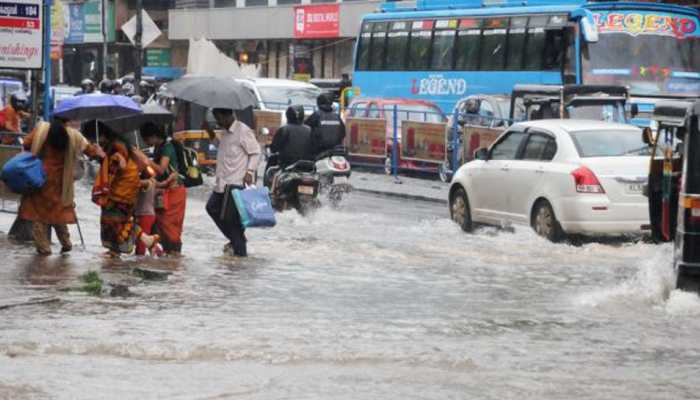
[231,186,276,228]
[0,152,46,194]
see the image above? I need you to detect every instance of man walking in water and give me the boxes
[203,108,261,257]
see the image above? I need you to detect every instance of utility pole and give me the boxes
[134,0,143,95]
[43,0,53,122]
[101,0,108,80]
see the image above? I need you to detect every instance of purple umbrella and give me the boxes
[54,93,142,121]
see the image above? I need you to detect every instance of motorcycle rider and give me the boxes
[305,93,346,157]
[1,91,30,144]
[98,79,114,94]
[76,79,95,95]
[271,105,314,169]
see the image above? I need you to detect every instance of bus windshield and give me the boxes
[583,11,700,98]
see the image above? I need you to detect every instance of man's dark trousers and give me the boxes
[206,185,247,256]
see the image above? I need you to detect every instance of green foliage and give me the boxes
[79,271,103,296]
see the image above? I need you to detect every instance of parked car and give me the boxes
[346,97,447,173]
[449,119,654,241]
[236,78,321,113]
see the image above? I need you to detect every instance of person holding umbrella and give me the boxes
[203,108,260,257]
[19,117,105,255]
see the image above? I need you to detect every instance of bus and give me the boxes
[352,0,700,116]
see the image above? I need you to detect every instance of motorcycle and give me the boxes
[264,152,321,216]
[314,146,352,206]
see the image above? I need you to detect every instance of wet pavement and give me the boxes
[0,180,699,399]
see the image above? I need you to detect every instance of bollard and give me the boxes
[392,104,399,181]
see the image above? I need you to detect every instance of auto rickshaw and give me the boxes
[673,101,700,291]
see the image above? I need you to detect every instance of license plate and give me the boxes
[334,176,348,185]
[626,183,644,194]
[297,185,314,195]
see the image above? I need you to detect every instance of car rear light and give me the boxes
[571,166,605,194]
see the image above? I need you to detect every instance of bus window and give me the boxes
[525,27,545,70]
[386,22,409,70]
[480,19,507,70]
[506,17,527,70]
[432,20,457,70]
[408,20,433,70]
[543,29,565,71]
[357,25,372,70]
[455,28,481,70]
[370,23,388,70]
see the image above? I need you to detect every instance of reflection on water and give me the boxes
[0,184,698,399]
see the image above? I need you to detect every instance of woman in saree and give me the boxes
[19,118,105,255]
[92,128,160,257]
[140,123,186,256]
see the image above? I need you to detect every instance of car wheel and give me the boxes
[532,200,564,242]
[450,187,473,232]
[438,162,451,183]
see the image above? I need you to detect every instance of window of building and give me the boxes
[407,20,433,70]
[245,0,267,6]
[277,0,301,4]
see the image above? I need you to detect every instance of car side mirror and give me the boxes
[630,103,639,118]
[642,127,653,145]
[474,148,489,161]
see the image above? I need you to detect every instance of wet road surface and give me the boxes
[0,183,698,399]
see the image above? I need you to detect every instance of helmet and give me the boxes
[316,93,333,109]
[122,82,135,96]
[111,80,123,95]
[98,79,114,94]
[285,105,305,124]
[81,79,95,93]
[10,91,28,111]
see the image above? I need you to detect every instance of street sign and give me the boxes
[0,0,44,69]
[122,10,161,48]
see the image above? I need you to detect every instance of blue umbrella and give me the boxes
[54,93,142,121]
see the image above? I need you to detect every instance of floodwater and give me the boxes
[0,182,698,399]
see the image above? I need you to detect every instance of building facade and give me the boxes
[168,0,380,80]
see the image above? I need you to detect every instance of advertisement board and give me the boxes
[50,0,64,60]
[293,4,339,39]
[64,0,114,45]
[463,126,504,161]
[254,110,282,145]
[0,0,43,69]
[345,118,387,158]
[401,121,446,163]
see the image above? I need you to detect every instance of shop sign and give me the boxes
[401,121,446,163]
[50,0,65,60]
[346,117,387,159]
[146,48,170,67]
[294,4,339,39]
[0,0,43,69]
[65,0,114,44]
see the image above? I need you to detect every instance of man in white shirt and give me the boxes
[204,108,261,257]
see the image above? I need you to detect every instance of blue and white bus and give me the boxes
[352,0,700,115]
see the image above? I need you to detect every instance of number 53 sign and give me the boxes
[0,0,44,69]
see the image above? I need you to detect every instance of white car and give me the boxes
[235,78,321,114]
[449,119,653,241]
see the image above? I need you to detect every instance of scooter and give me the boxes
[315,146,352,206]
[265,153,321,216]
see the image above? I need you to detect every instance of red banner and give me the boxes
[294,4,339,39]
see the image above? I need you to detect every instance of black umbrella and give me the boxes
[103,102,174,133]
[165,76,257,110]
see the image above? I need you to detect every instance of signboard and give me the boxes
[293,4,339,39]
[122,9,161,48]
[146,48,170,67]
[0,0,43,69]
[64,0,114,44]
[463,126,504,161]
[50,0,64,60]
[401,121,446,163]
[254,110,282,145]
[593,11,700,39]
[345,118,387,158]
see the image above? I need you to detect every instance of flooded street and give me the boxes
[0,182,699,399]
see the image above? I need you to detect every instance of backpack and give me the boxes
[171,140,203,188]
[1,152,46,194]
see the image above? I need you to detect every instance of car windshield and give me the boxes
[383,104,446,127]
[565,102,627,123]
[583,11,700,97]
[258,86,321,110]
[570,129,657,157]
